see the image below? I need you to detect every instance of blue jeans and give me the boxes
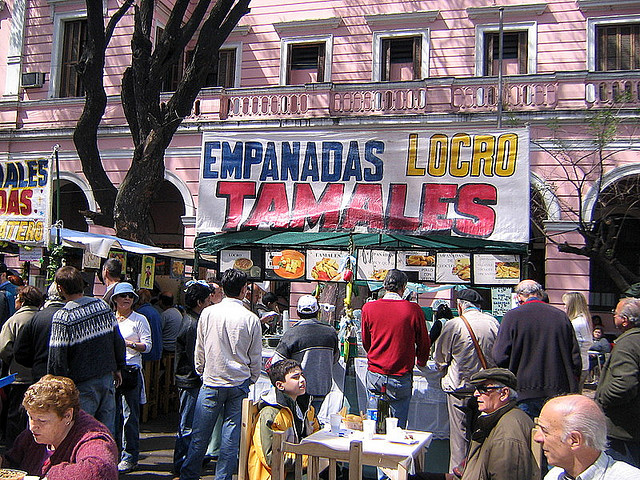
[116,368,142,464]
[365,370,413,429]
[174,387,200,473]
[77,372,116,437]
[180,380,250,480]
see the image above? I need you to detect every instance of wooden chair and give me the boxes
[160,352,178,413]
[271,430,363,480]
[141,358,161,422]
[238,398,260,480]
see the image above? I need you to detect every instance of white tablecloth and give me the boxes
[251,350,449,440]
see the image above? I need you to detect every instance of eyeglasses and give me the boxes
[117,292,136,299]
[475,385,504,394]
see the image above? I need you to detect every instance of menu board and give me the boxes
[397,250,436,282]
[219,249,263,280]
[306,249,351,282]
[491,287,514,317]
[436,252,471,284]
[474,254,521,285]
[265,249,306,280]
[356,249,396,281]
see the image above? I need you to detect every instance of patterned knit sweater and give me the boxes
[48,296,126,383]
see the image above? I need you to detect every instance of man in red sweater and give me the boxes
[362,269,430,428]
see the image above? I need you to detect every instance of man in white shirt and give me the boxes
[534,394,640,479]
[179,269,262,480]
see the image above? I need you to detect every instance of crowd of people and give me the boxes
[0,260,636,480]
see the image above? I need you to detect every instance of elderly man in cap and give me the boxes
[434,288,500,473]
[272,294,340,417]
[362,269,430,429]
[535,394,640,479]
[410,368,538,480]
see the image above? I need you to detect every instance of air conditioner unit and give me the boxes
[21,72,45,88]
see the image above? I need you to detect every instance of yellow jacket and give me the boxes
[247,388,319,480]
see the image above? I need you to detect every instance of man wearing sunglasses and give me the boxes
[410,368,538,480]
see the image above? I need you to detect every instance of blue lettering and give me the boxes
[243,142,263,179]
[220,142,243,179]
[4,163,18,188]
[203,141,220,179]
[260,142,279,181]
[16,164,27,188]
[364,140,384,181]
[37,160,48,186]
[300,143,320,182]
[321,142,342,182]
[281,142,300,181]
[27,161,38,187]
[342,141,363,181]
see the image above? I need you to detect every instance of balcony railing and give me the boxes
[4,72,640,130]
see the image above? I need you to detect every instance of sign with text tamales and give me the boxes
[197,128,530,243]
[0,157,52,245]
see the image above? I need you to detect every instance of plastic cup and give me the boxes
[330,413,342,433]
[363,419,376,439]
[385,417,398,434]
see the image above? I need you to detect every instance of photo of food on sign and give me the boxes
[473,254,521,285]
[436,252,472,284]
[266,249,305,280]
[356,249,396,281]
[220,249,262,279]
[306,250,352,282]
[398,250,436,282]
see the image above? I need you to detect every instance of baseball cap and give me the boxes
[297,295,319,315]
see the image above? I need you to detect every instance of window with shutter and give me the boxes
[59,19,87,98]
[286,43,325,84]
[381,36,421,81]
[158,26,184,92]
[483,31,528,76]
[596,23,640,71]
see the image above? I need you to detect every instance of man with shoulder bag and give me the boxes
[434,289,500,474]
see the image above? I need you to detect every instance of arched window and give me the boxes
[52,180,90,232]
[149,180,185,248]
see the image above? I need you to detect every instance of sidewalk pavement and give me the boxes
[121,412,218,480]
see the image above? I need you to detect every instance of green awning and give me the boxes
[195,231,528,254]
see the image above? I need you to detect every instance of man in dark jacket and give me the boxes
[596,297,640,467]
[272,294,339,417]
[410,368,538,480]
[13,283,65,382]
[492,280,581,419]
[173,280,213,474]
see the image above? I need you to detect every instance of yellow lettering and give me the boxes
[450,133,471,177]
[495,133,518,177]
[406,134,424,176]
[471,135,496,177]
[427,134,448,177]
[34,221,43,242]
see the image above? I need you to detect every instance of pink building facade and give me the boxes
[1,0,639,317]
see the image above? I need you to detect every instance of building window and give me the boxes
[279,36,333,86]
[475,22,537,76]
[59,19,87,98]
[287,43,325,84]
[596,23,640,71]
[483,31,528,75]
[381,36,421,81]
[213,49,237,87]
[372,29,429,82]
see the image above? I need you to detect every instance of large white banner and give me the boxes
[0,157,52,245]
[198,127,530,243]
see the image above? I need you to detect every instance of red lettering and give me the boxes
[244,183,289,229]
[6,189,20,215]
[216,182,256,230]
[0,191,6,215]
[454,183,497,237]
[341,184,384,230]
[20,189,32,215]
[420,184,456,232]
[291,183,344,230]
[387,184,419,232]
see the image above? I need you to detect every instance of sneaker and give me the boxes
[118,460,138,473]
